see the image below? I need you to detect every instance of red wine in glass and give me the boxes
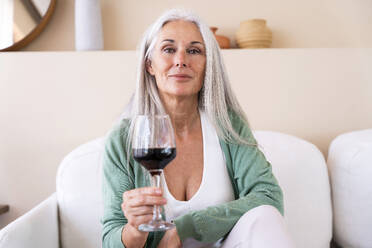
[133,148,176,176]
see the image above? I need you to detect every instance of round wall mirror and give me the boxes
[0,0,56,51]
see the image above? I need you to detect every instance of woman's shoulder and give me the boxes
[225,109,257,145]
[227,109,246,126]
[108,118,131,135]
[104,119,132,149]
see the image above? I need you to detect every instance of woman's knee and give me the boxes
[223,205,294,248]
[224,205,284,240]
[221,205,293,248]
[240,205,283,224]
[248,205,282,217]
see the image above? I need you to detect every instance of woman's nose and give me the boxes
[176,63,187,68]
[176,63,186,67]
[175,51,187,68]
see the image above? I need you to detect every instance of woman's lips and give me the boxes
[168,74,192,81]
[168,74,192,80]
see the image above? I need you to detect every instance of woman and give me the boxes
[102,9,294,248]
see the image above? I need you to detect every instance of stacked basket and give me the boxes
[236,19,272,48]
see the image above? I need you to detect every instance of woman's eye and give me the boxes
[163,47,175,53]
[188,49,201,54]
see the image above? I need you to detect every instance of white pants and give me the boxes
[220,205,295,248]
[183,205,295,248]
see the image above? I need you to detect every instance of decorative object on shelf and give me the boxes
[75,0,104,51]
[235,19,272,49]
[210,27,230,49]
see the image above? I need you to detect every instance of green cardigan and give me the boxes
[101,114,284,248]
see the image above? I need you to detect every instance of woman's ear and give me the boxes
[146,59,155,76]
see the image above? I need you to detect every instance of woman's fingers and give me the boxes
[127,214,154,229]
[122,203,154,228]
[128,195,167,207]
[124,187,162,199]
[126,206,154,216]
[121,186,167,229]
[123,187,166,208]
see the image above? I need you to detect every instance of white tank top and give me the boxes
[161,111,235,247]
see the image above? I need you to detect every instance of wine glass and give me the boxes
[132,115,177,232]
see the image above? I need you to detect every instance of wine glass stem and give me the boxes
[151,171,163,222]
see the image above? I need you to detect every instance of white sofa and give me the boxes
[0,130,335,248]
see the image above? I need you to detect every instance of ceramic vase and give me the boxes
[235,19,272,49]
[210,27,230,49]
[75,0,104,51]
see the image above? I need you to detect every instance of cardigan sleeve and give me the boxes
[101,127,134,248]
[173,114,284,243]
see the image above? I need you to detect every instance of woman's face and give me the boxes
[147,20,206,99]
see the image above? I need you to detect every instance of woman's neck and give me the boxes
[161,94,200,136]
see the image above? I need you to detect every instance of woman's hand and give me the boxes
[122,187,167,230]
[121,187,167,247]
[157,228,182,248]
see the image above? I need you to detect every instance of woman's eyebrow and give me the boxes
[161,39,175,43]
[190,41,205,47]
[191,41,203,45]
[161,39,204,47]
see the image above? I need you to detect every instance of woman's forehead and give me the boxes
[157,20,204,44]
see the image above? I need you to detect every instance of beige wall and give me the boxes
[24,0,372,51]
[1,49,372,229]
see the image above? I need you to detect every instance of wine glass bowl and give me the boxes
[132,115,176,232]
[132,147,176,176]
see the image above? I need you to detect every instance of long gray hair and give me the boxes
[119,8,255,155]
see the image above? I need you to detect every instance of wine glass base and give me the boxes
[138,220,175,232]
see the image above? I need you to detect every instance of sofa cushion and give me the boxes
[327,129,372,248]
[254,131,332,248]
[56,131,332,248]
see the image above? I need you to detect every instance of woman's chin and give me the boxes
[162,88,199,99]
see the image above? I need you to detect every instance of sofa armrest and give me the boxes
[0,193,59,248]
